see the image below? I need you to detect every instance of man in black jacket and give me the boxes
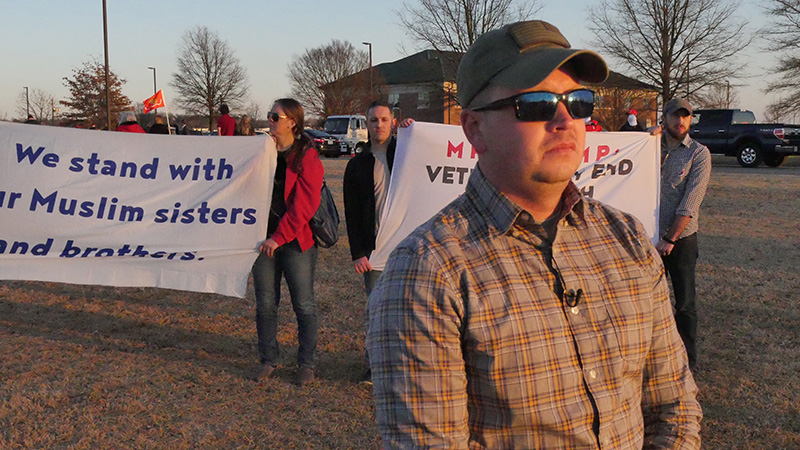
[344,101,396,292]
[344,100,411,383]
[149,114,170,134]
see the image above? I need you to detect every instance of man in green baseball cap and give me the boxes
[367,20,702,448]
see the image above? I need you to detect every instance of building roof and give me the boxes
[374,50,462,84]
[322,50,462,89]
[593,71,659,92]
[326,49,658,92]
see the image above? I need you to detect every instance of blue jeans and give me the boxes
[363,269,382,296]
[362,269,382,365]
[252,240,318,368]
[661,233,698,370]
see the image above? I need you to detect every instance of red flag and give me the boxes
[143,90,165,114]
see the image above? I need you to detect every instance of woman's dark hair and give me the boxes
[274,98,313,172]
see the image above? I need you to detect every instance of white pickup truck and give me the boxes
[323,115,368,155]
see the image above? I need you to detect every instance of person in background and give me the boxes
[217,103,236,136]
[584,116,603,131]
[620,108,645,131]
[250,98,323,386]
[656,97,712,373]
[116,111,145,133]
[24,114,40,125]
[343,100,412,384]
[367,20,701,448]
[238,114,255,136]
[179,119,193,135]
[148,114,170,134]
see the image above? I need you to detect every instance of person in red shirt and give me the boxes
[250,98,324,387]
[116,111,145,133]
[620,108,645,131]
[584,117,603,132]
[217,104,236,135]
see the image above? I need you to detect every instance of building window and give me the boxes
[388,93,400,108]
[418,91,430,110]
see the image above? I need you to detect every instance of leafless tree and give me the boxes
[171,26,249,131]
[588,0,752,105]
[694,81,740,109]
[399,0,541,52]
[764,0,800,118]
[288,40,370,119]
[245,101,262,122]
[16,88,57,123]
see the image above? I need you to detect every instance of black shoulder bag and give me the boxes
[309,180,339,248]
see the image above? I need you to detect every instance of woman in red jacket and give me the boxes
[251,98,323,386]
[116,111,145,133]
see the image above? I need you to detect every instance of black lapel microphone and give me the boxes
[548,244,583,308]
[564,288,583,307]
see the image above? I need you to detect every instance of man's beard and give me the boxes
[667,125,688,141]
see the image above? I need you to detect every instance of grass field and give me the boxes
[1,155,798,449]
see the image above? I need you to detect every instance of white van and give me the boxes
[323,115,369,155]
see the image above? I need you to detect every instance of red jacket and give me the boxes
[585,120,603,132]
[271,147,324,252]
[117,122,146,133]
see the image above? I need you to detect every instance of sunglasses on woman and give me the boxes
[268,112,288,122]
[471,89,595,122]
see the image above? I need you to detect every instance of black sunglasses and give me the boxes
[471,89,595,122]
[268,112,288,122]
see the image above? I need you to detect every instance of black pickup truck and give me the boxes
[690,109,800,167]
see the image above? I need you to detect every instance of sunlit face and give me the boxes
[268,104,296,144]
[367,105,395,145]
[665,110,692,141]
[461,68,586,196]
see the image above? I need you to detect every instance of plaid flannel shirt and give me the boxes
[367,166,702,449]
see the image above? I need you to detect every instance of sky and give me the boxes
[0,0,777,122]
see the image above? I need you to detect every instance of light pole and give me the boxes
[147,66,157,97]
[102,0,111,130]
[24,86,29,117]
[726,80,731,108]
[362,42,373,98]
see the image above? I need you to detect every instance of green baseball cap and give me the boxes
[457,20,609,108]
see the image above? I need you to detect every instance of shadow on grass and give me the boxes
[0,296,251,373]
[0,279,245,313]
[0,277,368,385]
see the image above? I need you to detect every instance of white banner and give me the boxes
[371,123,660,271]
[0,122,275,298]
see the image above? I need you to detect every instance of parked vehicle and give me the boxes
[323,115,368,154]
[305,129,343,157]
[691,109,800,167]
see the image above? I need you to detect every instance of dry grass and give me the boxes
[1,156,799,449]
[693,157,800,449]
